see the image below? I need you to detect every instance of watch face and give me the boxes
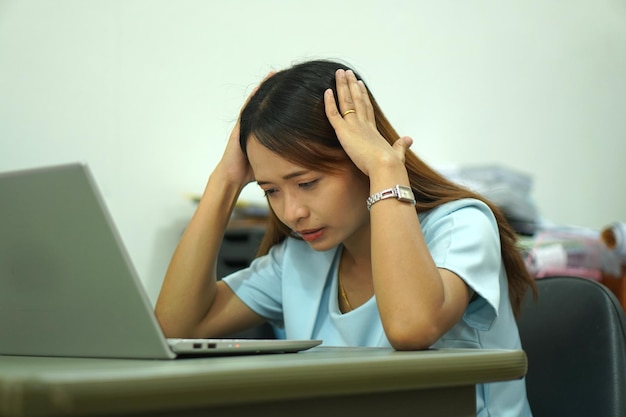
[396,186,415,202]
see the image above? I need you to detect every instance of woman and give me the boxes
[155,59,535,416]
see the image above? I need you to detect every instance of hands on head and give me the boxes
[220,64,412,189]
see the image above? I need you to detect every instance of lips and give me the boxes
[297,228,324,242]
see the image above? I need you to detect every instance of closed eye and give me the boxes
[262,188,278,197]
[299,179,319,189]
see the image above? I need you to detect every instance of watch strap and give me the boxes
[366,185,416,211]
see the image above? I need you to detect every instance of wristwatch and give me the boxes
[366,185,416,211]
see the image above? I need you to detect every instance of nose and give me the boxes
[282,192,309,226]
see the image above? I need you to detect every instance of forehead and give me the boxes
[246,137,309,180]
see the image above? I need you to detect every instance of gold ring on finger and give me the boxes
[341,109,356,117]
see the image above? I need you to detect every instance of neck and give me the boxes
[338,244,374,312]
[341,222,371,268]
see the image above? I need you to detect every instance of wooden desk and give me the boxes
[0,347,526,417]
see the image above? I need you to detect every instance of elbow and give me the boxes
[154,309,176,337]
[384,320,443,351]
[154,308,189,338]
[154,305,213,339]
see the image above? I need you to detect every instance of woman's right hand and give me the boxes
[156,73,278,339]
[216,72,275,187]
[216,112,255,187]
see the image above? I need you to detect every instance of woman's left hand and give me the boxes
[324,69,413,177]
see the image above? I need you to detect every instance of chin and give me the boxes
[304,239,339,252]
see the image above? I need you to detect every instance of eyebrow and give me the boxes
[256,170,310,186]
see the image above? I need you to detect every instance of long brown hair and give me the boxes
[238,59,536,316]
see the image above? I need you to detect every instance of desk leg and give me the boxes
[148,385,476,417]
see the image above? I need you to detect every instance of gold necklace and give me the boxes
[338,255,353,312]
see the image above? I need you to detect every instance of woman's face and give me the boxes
[246,137,371,252]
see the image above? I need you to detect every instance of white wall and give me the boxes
[1,0,625,302]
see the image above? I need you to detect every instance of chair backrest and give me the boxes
[518,276,626,417]
[216,225,277,340]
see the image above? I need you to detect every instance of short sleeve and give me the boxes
[419,200,502,330]
[221,240,286,327]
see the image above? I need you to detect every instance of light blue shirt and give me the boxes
[223,198,532,416]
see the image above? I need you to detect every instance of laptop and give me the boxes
[0,163,321,359]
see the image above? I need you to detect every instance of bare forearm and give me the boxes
[369,163,461,349]
[155,168,244,337]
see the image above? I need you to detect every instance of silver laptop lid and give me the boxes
[0,163,175,359]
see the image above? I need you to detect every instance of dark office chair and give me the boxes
[517,276,626,417]
[216,225,277,339]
